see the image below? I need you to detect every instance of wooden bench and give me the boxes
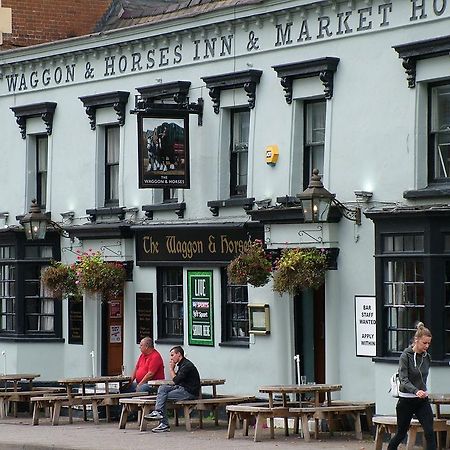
[31,391,146,426]
[0,388,65,418]
[326,400,375,428]
[289,404,368,441]
[227,404,292,442]
[174,395,256,431]
[373,415,449,450]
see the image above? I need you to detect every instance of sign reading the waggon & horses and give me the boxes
[135,225,263,264]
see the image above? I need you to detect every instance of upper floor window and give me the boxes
[230,108,250,197]
[105,126,120,206]
[163,188,178,203]
[36,135,48,209]
[157,267,183,342]
[429,82,450,183]
[303,100,325,189]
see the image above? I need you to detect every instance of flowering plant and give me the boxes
[227,240,272,287]
[41,250,127,299]
[75,250,127,298]
[41,262,80,298]
[272,247,328,295]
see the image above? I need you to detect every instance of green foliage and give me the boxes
[272,247,328,295]
[41,262,80,298]
[41,251,127,300]
[227,240,272,287]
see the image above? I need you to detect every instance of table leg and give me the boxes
[119,405,128,429]
[374,424,384,450]
[268,393,275,439]
[282,393,289,436]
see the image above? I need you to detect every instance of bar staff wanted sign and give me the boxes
[188,271,214,346]
[355,295,376,357]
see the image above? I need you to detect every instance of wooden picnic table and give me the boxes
[58,375,131,422]
[259,383,342,438]
[0,373,40,391]
[429,393,450,418]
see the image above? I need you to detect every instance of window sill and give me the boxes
[0,335,64,343]
[142,202,186,220]
[85,207,126,222]
[219,340,250,348]
[154,338,184,346]
[403,186,450,199]
[373,356,450,366]
[207,198,255,216]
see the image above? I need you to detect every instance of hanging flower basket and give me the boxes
[272,247,328,295]
[75,251,127,298]
[41,251,127,300]
[227,240,272,287]
[41,262,80,298]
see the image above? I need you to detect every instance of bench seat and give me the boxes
[373,415,449,450]
[31,391,146,425]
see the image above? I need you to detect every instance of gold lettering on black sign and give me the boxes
[220,235,251,254]
[143,236,160,254]
[166,235,204,259]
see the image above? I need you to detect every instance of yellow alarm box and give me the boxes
[265,145,279,165]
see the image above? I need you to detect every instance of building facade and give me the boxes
[0,0,449,413]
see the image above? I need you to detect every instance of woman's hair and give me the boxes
[414,322,432,340]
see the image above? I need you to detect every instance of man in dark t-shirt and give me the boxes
[144,346,200,432]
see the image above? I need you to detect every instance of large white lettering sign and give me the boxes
[355,295,376,357]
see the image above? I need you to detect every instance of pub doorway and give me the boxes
[293,284,325,384]
[101,294,124,375]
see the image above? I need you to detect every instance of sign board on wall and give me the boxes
[355,295,376,357]
[188,271,214,346]
[68,296,83,345]
[136,293,153,344]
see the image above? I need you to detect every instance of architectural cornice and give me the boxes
[10,102,57,139]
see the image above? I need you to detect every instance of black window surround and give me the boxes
[142,203,186,220]
[79,91,130,130]
[201,69,263,114]
[134,81,203,126]
[365,205,450,361]
[393,34,450,88]
[207,198,255,217]
[272,57,340,104]
[10,102,57,139]
[0,229,62,341]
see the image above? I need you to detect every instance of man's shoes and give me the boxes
[144,410,163,420]
[152,423,170,433]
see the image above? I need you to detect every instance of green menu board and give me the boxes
[188,270,214,346]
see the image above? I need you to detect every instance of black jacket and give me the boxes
[398,345,431,395]
[173,357,201,397]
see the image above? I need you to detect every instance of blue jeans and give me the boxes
[155,384,196,426]
[387,397,436,450]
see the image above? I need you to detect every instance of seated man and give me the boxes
[123,337,165,393]
[144,345,200,433]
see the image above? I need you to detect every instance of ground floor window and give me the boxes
[157,267,183,342]
[368,210,450,360]
[0,234,61,339]
[221,269,249,344]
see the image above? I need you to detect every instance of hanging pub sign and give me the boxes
[188,271,214,346]
[135,224,264,265]
[137,111,190,189]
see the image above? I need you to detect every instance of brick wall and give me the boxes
[1,0,111,50]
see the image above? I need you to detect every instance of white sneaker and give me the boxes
[144,410,163,420]
[152,423,170,433]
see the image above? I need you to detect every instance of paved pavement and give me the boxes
[0,415,377,450]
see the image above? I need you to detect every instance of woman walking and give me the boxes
[388,322,435,450]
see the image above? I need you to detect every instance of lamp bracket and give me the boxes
[333,199,361,225]
[48,220,71,238]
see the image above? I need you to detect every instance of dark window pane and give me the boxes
[158,267,183,339]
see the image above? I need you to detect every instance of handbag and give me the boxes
[389,372,400,398]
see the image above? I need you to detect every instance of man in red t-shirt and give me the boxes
[124,337,165,393]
